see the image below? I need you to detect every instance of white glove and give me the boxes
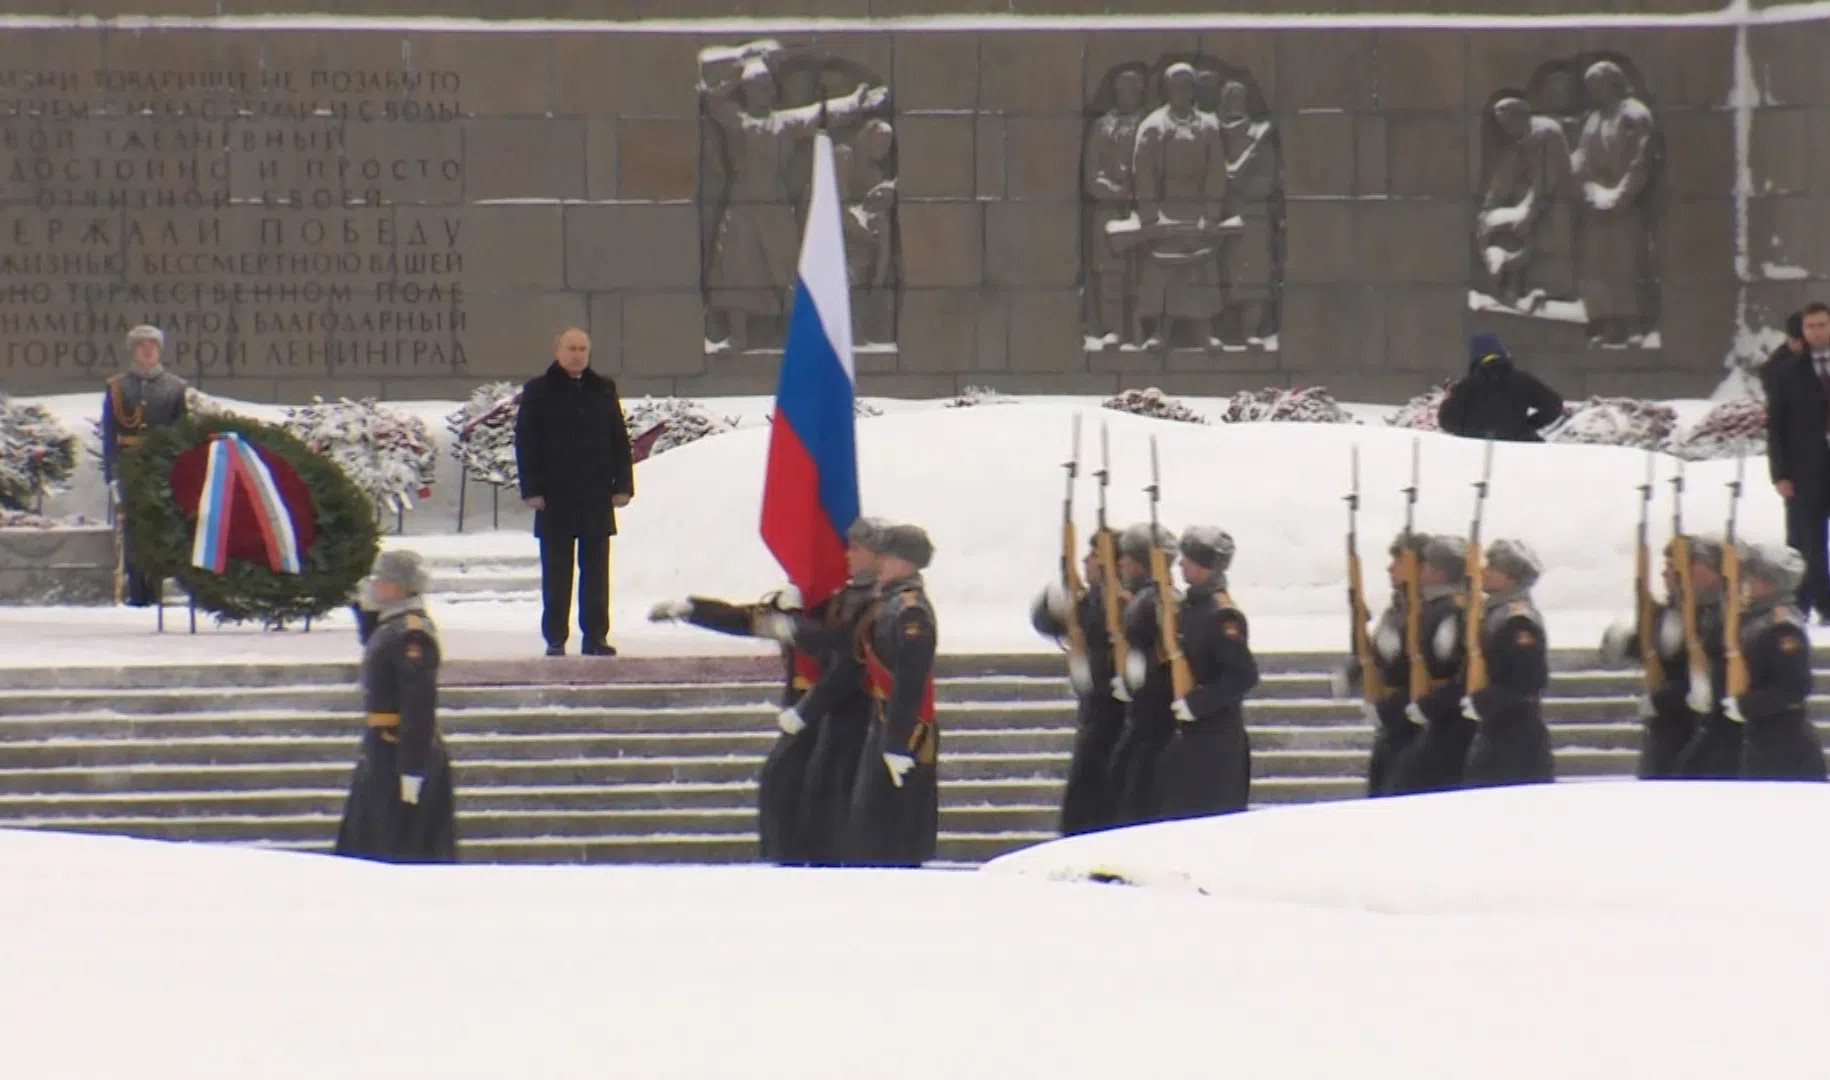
[777,707,806,736]
[883,752,915,788]
[399,775,423,804]
[1373,621,1402,663]
[1329,665,1353,700]
[1460,694,1480,722]
[1123,649,1148,690]
[1404,702,1428,728]
[757,612,796,643]
[1066,652,1094,696]
[1722,696,1746,724]
[1172,698,1195,722]
[1432,614,1460,663]
[647,598,693,622]
[1686,673,1714,715]
[1043,581,1071,620]
[1598,621,1633,665]
[1359,701,1380,728]
[1109,675,1132,703]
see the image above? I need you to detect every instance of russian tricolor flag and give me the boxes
[760,130,860,609]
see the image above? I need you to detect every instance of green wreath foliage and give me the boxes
[117,412,380,625]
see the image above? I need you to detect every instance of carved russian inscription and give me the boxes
[697,39,899,353]
[1081,54,1284,353]
[0,59,470,382]
[1473,54,1663,347]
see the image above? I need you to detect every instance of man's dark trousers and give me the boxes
[1785,481,1830,618]
[540,532,610,649]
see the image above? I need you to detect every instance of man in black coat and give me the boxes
[1030,535,1129,835]
[1437,332,1565,443]
[1762,302,1830,622]
[513,327,635,656]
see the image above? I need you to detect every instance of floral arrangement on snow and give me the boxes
[1101,387,1207,424]
[1385,382,1450,430]
[0,395,78,512]
[944,385,1017,408]
[1220,386,1355,424]
[282,397,438,517]
[1548,397,1678,450]
[1664,397,1767,461]
[854,398,884,418]
[623,396,739,457]
[0,508,84,528]
[445,381,522,488]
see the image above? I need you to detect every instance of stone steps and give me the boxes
[0,654,1818,865]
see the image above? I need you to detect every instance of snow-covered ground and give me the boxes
[6,782,1828,1077]
[0,394,1767,667]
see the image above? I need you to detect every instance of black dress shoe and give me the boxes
[545,644,565,657]
[582,641,617,657]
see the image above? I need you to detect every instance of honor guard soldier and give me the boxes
[1031,535,1128,835]
[846,523,940,867]
[1723,543,1827,781]
[1109,523,1179,826]
[1460,539,1555,787]
[1598,537,1729,778]
[333,550,458,863]
[1384,536,1474,795]
[99,325,188,607]
[1336,531,1433,796]
[1152,526,1258,820]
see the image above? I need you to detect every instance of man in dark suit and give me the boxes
[1763,301,1830,622]
[513,327,635,656]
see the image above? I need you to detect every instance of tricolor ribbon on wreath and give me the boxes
[190,431,304,575]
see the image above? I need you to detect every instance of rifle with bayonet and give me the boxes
[1091,423,1130,679]
[1463,441,1496,694]
[1723,453,1749,698]
[1346,446,1390,702]
[1145,436,1194,700]
[1669,460,1710,703]
[1400,439,1428,700]
[1634,450,1660,694]
[1058,415,1091,671]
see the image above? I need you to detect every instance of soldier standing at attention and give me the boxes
[847,523,940,867]
[99,324,188,607]
[334,550,458,863]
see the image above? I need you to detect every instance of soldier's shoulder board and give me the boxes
[404,614,425,632]
[1779,632,1804,653]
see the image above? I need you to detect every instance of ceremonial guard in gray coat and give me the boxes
[99,325,188,607]
[1723,543,1827,781]
[1384,536,1476,794]
[334,551,458,863]
[1152,526,1258,820]
[1460,539,1555,788]
[846,523,940,867]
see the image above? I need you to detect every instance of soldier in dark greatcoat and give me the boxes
[1107,523,1180,826]
[1461,539,1556,787]
[770,518,886,865]
[845,523,940,867]
[1333,530,1433,797]
[99,324,188,607]
[1597,537,1727,779]
[333,550,458,863]
[1384,536,1476,795]
[1152,526,1258,820]
[1030,535,1128,835]
[648,582,817,864]
[1723,542,1827,781]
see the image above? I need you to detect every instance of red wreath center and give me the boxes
[168,437,318,568]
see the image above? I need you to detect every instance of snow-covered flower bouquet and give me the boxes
[0,396,78,511]
[1102,387,1207,424]
[624,397,739,457]
[1549,397,1678,450]
[1386,382,1451,430]
[1664,398,1767,461]
[446,381,522,488]
[283,397,438,517]
[1220,386,1355,424]
[945,385,1017,409]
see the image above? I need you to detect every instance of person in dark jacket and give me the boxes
[1384,536,1476,795]
[1762,302,1830,622]
[1461,539,1555,788]
[333,550,458,864]
[1436,332,1565,442]
[513,327,635,656]
[1722,541,1825,782]
[1108,522,1180,826]
[1030,536,1129,836]
[1333,530,1432,797]
[1151,526,1258,820]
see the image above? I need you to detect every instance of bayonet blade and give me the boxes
[1097,422,1110,482]
[1065,413,1080,477]
[1348,445,1361,506]
[1403,436,1420,503]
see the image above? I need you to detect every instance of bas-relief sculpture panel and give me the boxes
[1472,53,1665,348]
[696,39,899,355]
[1080,54,1285,354]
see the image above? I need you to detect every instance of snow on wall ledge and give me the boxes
[12,2,1830,31]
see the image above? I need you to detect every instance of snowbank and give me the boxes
[7,789,1830,1078]
[982,782,1830,919]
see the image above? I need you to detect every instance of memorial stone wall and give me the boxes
[0,1,1825,403]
